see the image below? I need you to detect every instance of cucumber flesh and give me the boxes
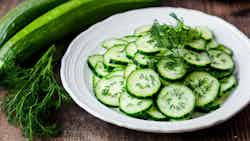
[95,62,109,77]
[146,105,167,120]
[134,25,152,35]
[185,71,220,107]
[220,75,237,94]
[136,34,160,54]
[126,42,138,58]
[102,38,127,49]
[95,76,125,107]
[126,69,161,98]
[208,49,234,70]
[92,74,101,88]
[88,55,103,70]
[184,49,211,66]
[106,70,124,78]
[104,45,131,68]
[134,53,154,67]
[119,92,153,117]
[122,35,139,43]
[186,39,206,51]
[157,84,195,118]
[196,26,213,40]
[157,57,186,80]
[216,44,233,56]
[206,40,218,50]
[124,64,137,78]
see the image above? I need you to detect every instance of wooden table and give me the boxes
[0,0,250,141]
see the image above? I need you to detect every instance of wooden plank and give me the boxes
[0,0,250,141]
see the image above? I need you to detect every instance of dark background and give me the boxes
[0,0,250,141]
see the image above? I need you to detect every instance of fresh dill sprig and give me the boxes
[150,13,200,58]
[1,46,70,140]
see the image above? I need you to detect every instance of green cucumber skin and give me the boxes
[0,0,69,47]
[0,0,160,72]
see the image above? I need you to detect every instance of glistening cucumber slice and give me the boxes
[119,92,153,117]
[102,38,127,49]
[136,34,160,54]
[146,105,167,120]
[104,45,131,68]
[220,75,237,94]
[157,57,186,80]
[196,26,213,40]
[157,84,195,118]
[186,39,206,51]
[208,49,234,70]
[184,49,211,66]
[95,76,125,107]
[126,69,161,98]
[124,64,137,78]
[134,25,152,35]
[185,71,220,107]
[125,42,138,58]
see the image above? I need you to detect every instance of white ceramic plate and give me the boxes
[60,7,250,133]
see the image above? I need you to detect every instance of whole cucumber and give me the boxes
[0,0,160,72]
[0,0,69,48]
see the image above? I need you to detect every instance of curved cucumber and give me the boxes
[0,0,69,48]
[0,0,160,72]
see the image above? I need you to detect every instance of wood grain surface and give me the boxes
[0,0,250,141]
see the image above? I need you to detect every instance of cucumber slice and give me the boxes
[146,105,167,120]
[196,67,234,79]
[134,53,154,67]
[186,39,206,51]
[102,38,127,49]
[127,69,161,98]
[136,34,160,54]
[157,84,195,118]
[201,91,230,112]
[157,57,187,80]
[88,55,103,70]
[119,92,153,117]
[196,26,213,40]
[206,40,218,49]
[124,64,137,78]
[122,35,139,43]
[216,44,233,56]
[125,42,138,58]
[185,71,220,107]
[104,45,131,68]
[88,55,109,77]
[92,74,101,88]
[208,50,234,70]
[220,75,237,94]
[106,70,124,78]
[184,49,211,66]
[134,25,152,35]
[95,62,109,77]
[95,76,125,107]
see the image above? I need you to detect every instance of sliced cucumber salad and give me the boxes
[87,14,237,121]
